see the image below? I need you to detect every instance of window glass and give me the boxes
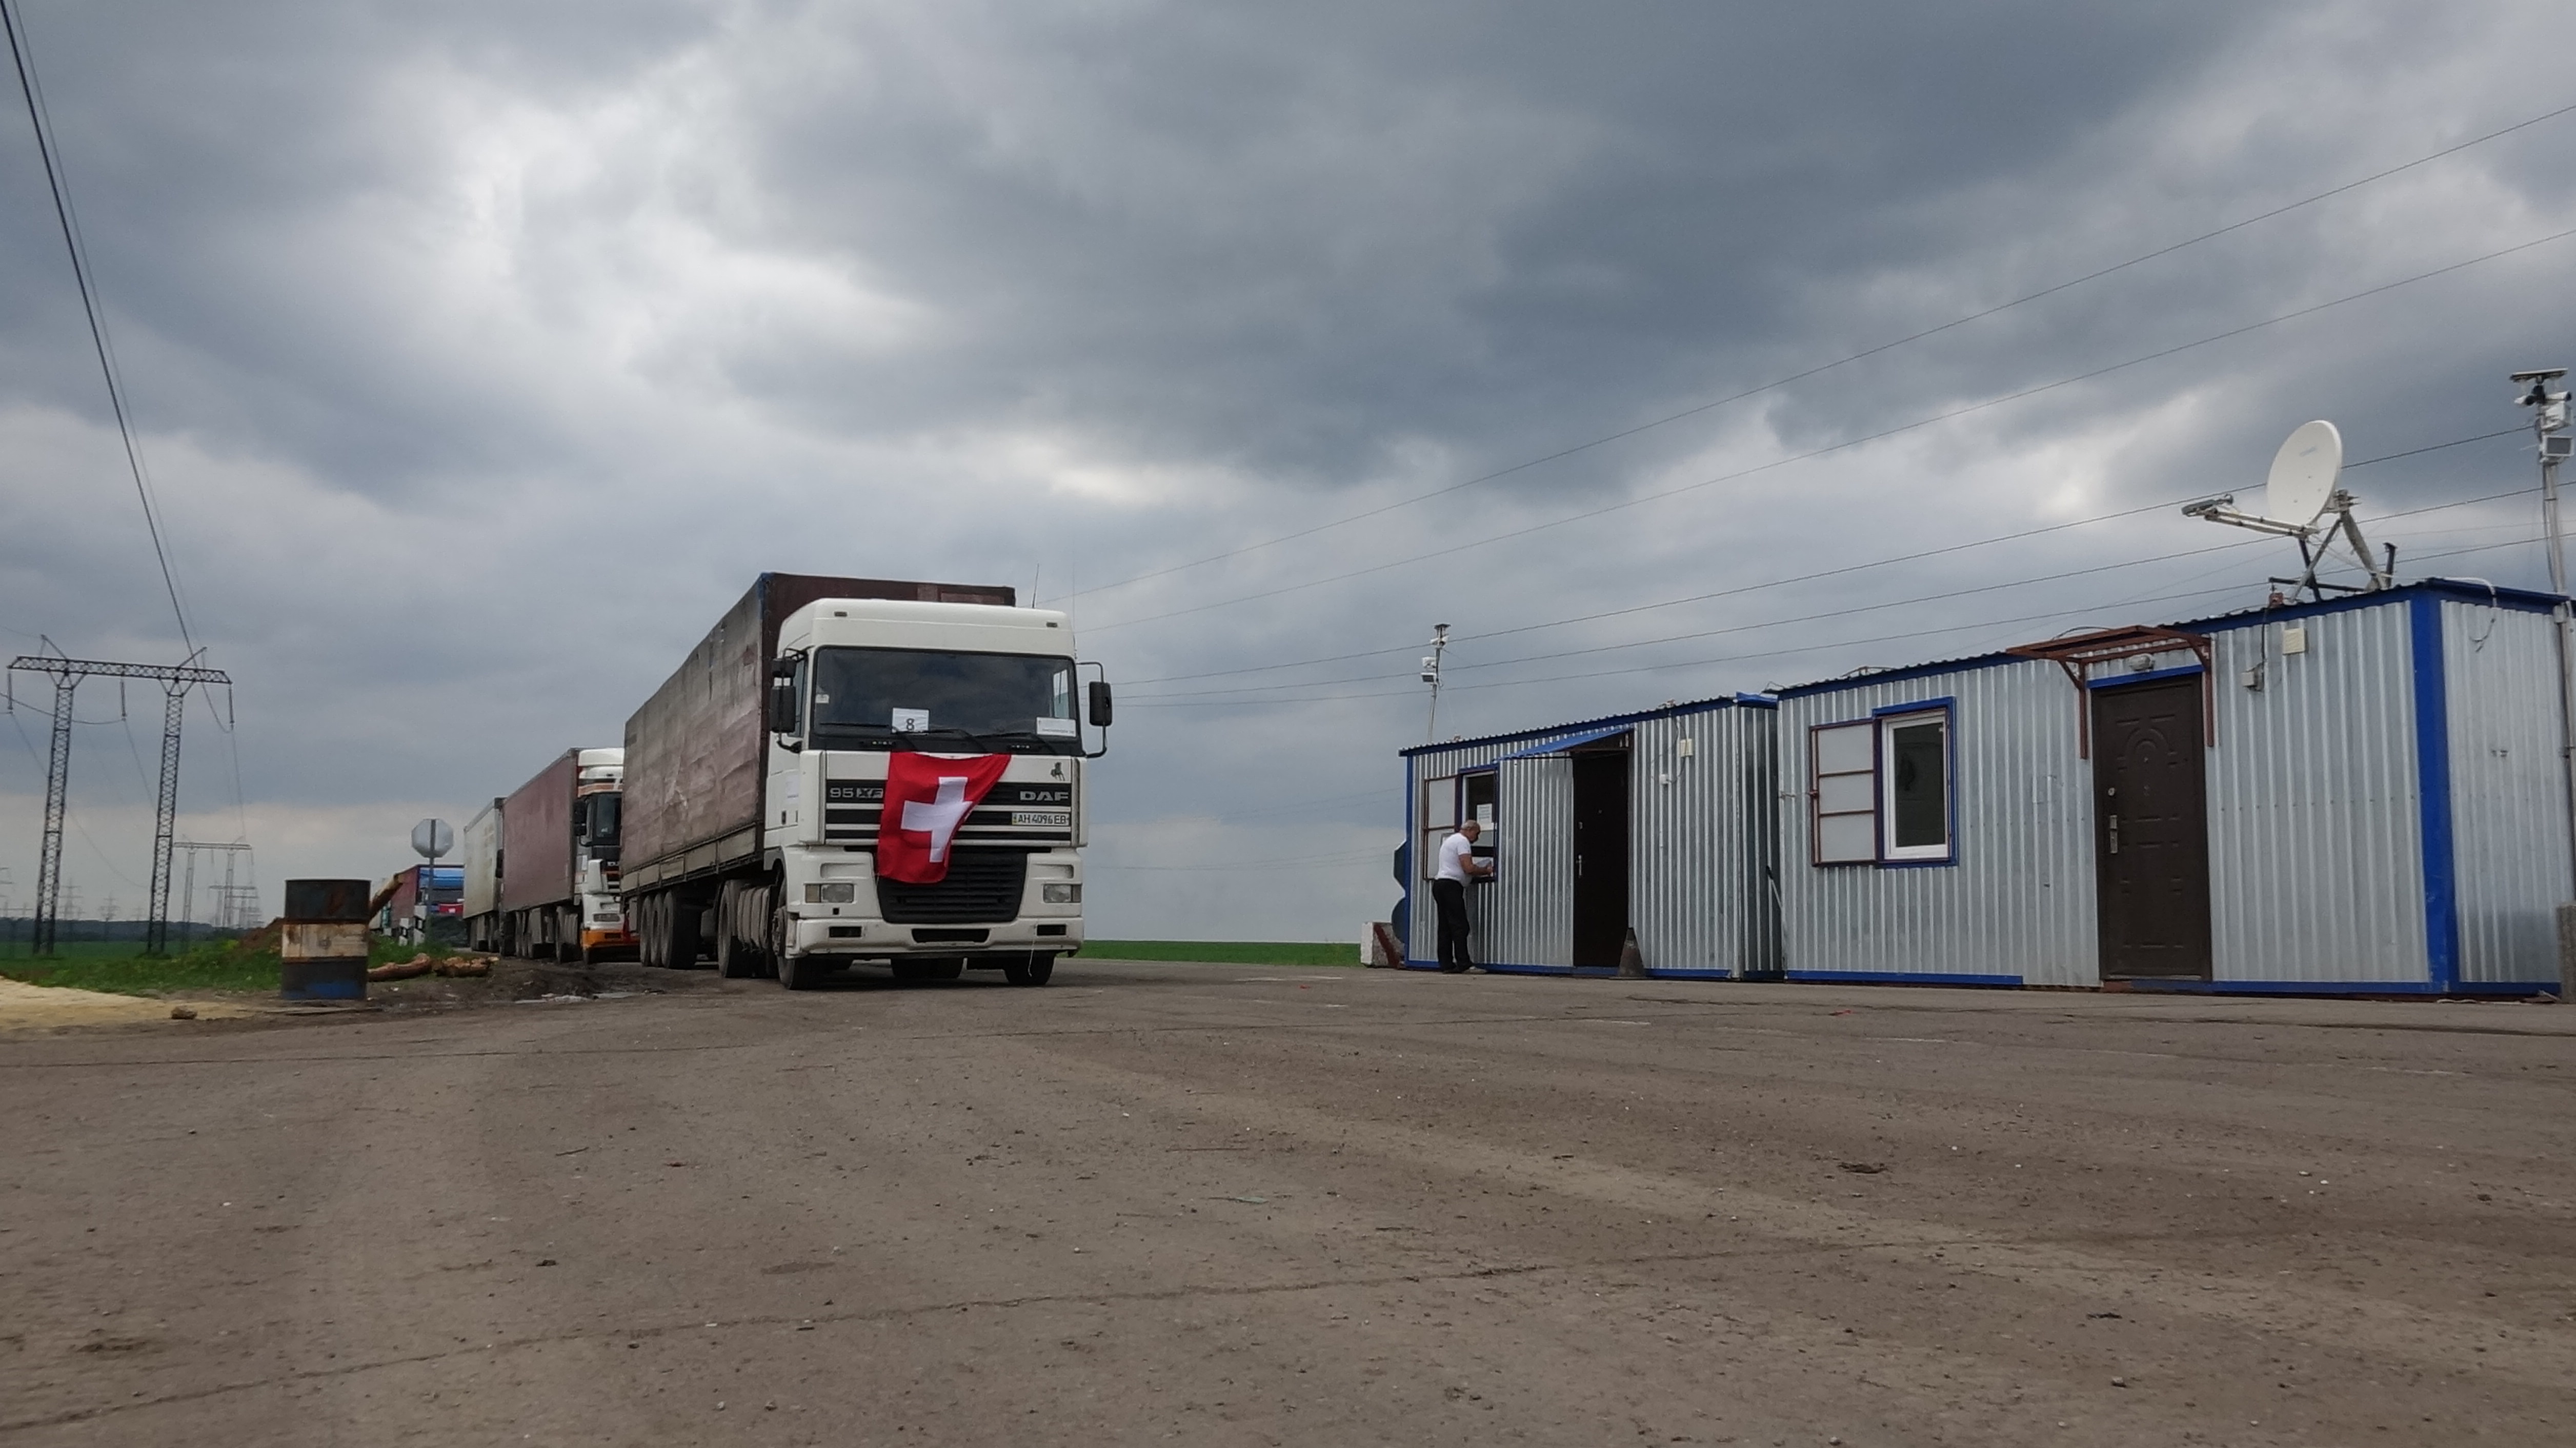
[1810,721,1877,864]
[1418,774,1458,882]
[807,648,1078,754]
[1882,714,1950,859]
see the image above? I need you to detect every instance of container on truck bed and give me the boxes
[621,572,1111,988]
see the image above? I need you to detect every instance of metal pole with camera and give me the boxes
[2516,368,2576,995]
[1421,623,1451,745]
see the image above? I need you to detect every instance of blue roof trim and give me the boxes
[2086,664,2205,691]
[1400,693,1742,759]
[1775,579,2568,700]
[1495,725,1632,760]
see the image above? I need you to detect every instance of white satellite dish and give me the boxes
[2262,419,2342,527]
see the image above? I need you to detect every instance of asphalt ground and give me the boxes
[3,961,2572,1446]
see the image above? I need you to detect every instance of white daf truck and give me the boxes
[617,573,1110,990]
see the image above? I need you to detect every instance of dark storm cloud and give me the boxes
[0,1,2569,932]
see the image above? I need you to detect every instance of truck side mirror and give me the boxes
[1086,679,1114,728]
[768,658,801,735]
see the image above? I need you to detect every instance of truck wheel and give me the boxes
[715,882,757,978]
[752,884,781,980]
[1002,953,1055,987]
[638,896,661,968]
[778,948,817,991]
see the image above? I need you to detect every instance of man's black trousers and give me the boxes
[1432,878,1474,973]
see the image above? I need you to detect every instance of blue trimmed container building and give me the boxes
[1772,580,2570,995]
[1397,695,1782,977]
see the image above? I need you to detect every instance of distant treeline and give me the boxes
[0,918,242,943]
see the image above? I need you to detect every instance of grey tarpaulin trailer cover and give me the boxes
[1398,695,1782,977]
[1772,579,2571,995]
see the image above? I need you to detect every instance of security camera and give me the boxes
[2514,368,2569,408]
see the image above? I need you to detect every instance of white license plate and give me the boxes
[1011,811,1071,828]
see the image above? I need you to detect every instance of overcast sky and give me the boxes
[3,1,2571,941]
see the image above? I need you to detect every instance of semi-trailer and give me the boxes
[619,572,1111,989]
[459,748,633,962]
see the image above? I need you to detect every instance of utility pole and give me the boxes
[2518,369,2576,994]
[7,649,230,956]
[175,841,253,947]
[1420,624,1451,744]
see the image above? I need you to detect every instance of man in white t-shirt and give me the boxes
[1433,819,1492,974]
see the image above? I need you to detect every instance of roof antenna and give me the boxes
[2182,420,2391,599]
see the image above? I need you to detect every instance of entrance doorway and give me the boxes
[1570,745,1631,969]
[2091,676,2212,980]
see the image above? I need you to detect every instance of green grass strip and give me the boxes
[0,935,459,997]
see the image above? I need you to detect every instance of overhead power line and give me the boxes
[1089,227,2576,636]
[2,0,193,652]
[1119,425,2529,690]
[1128,423,2534,695]
[1061,102,2576,611]
[1128,489,2539,709]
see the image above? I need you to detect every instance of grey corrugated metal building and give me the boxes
[1773,579,2569,994]
[1396,579,2572,996]
[1397,695,1781,977]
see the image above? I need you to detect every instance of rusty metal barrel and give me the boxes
[280,879,371,1000]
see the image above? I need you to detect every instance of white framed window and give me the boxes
[1878,709,1953,863]
[1808,706,1956,866]
[1417,773,1458,882]
[1809,721,1877,864]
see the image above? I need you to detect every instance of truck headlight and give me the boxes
[1041,882,1081,904]
[804,882,857,904]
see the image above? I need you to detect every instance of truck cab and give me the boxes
[572,749,632,961]
[757,597,1105,988]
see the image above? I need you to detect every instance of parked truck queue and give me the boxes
[461,573,1112,989]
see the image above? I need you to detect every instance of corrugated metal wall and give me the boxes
[1405,728,1586,963]
[1403,702,1779,974]
[1776,659,2098,985]
[2442,598,2572,984]
[2197,605,2428,984]
[1629,703,1780,974]
[1483,755,1575,967]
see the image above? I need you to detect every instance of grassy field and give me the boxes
[1080,940,1359,966]
[0,936,455,997]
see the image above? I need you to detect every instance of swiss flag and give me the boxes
[876,752,1012,884]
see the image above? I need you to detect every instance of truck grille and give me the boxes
[877,851,1027,924]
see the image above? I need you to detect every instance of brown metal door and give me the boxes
[2091,677,2212,980]
[1570,748,1631,968]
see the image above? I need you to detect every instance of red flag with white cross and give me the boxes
[875,752,1012,884]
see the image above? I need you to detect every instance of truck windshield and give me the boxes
[808,648,1078,754]
[579,792,621,850]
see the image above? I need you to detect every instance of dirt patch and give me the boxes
[362,956,731,1012]
[0,978,258,1034]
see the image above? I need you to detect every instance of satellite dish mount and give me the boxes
[2181,419,2392,599]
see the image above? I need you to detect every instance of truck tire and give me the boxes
[636,896,660,968]
[715,882,756,978]
[1002,953,1055,987]
[778,946,818,990]
[557,907,580,964]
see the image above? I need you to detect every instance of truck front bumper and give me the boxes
[788,917,1080,954]
[781,846,1081,956]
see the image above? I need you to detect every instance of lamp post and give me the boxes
[1421,623,1451,744]
[2517,368,2576,993]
